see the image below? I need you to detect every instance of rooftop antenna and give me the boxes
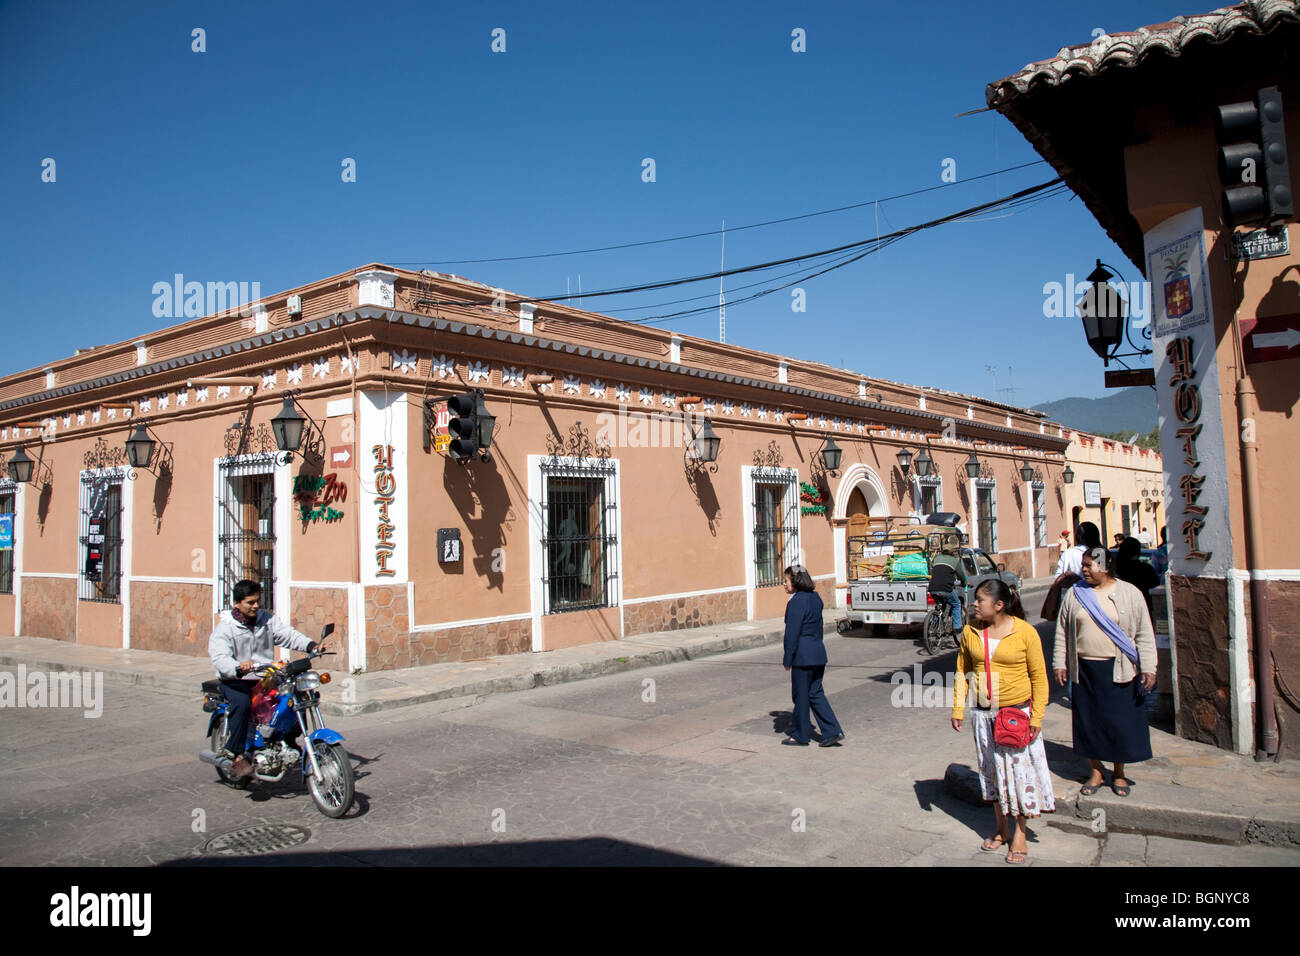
[719,220,726,343]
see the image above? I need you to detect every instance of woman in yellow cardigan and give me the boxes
[951,578,1055,864]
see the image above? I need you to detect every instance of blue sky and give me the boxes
[0,0,1175,407]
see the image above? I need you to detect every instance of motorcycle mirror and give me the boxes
[321,623,335,639]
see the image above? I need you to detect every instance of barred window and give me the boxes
[752,468,798,588]
[541,460,618,614]
[219,456,277,611]
[916,476,942,517]
[1032,482,1047,548]
[79,471,124,603]
[975,480,997,553]
[0,488,14,594]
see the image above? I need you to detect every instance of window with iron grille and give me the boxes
[1032,482,1047,547]
[916,476,942,517]
[752,468,799,588]
[540,459,618,614]
[975,479,997,553]
[0,489,14,594]
[218,456,277,611]
[79,471,124,603]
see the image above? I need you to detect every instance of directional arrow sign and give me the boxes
[1253,328,1300,350]
[330,445,352,468]
[1242,313,1300,366]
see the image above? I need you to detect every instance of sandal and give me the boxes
[1080,780,1106,796]
[980,835,1006,852]
[1112,779,1132,797]
[1004,850,1028,864]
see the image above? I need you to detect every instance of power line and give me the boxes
[389,160,1049,267]
[412,178,1065,317]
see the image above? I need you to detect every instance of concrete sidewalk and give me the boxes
[0,615,823,717]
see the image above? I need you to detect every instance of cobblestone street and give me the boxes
[2,621,1296,867]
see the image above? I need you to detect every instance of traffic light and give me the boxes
[1215,86,1293,227]
[446,392,478,463]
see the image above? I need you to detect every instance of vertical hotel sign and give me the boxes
[372,445,396,575]
[1144,207,1231,577]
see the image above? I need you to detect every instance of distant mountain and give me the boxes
[1031,387,1157,435]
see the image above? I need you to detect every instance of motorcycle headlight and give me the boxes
[296,671,322,692]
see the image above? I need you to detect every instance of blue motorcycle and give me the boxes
[199,624,354,818]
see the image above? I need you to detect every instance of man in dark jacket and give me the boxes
[781,564,845,747]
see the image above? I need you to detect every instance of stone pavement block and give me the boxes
[1143,835,1300,866]
[1101,832,1149,865]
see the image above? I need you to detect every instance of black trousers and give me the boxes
[219,679,254,756]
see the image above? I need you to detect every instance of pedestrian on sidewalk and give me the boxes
[951,579,1054,864]
[1053,548,1157,798]
[781,564,844,748]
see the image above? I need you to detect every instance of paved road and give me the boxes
[2,595,1296,866]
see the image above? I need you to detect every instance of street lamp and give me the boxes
[964,451,981,479]
[913,447,933,478]
[1062,465,1075,484]
[7,444,33,484]
[125,422,155,469]
[896,447,914,477]
[474,392,497,459]
[690,417,721,463]
[270,394,306,453]
[1019,459,1036,483]
[819,435,842,474]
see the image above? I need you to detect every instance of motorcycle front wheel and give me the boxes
[306,741,355,818]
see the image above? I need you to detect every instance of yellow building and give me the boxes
[1062,433,1165,547]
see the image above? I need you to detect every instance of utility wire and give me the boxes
[390,160,1048,266]
[412,178,1065,315]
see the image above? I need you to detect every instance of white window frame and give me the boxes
[213,454,291,617]
[913,475,943,518]
[528,455,623,651]
[743,466,801,610]
[78,467,131,606]
[537,457,621,616]
[1031,481,1047,548]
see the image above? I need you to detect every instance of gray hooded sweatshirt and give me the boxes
[208,609,316,680]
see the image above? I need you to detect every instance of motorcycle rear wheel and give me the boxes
[306,742,355,818]
[209,715,233,783]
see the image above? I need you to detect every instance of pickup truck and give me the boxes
[845,543,1021,635]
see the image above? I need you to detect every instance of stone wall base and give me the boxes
[131,581,213,656]
[624,589,746,636]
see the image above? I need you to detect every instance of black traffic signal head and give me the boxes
[1215,87,1293,227]
[447,392,478,462]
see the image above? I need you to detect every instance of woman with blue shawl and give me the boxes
[1052,547,1157,797]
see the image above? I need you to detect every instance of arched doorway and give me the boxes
[833,465,889,607]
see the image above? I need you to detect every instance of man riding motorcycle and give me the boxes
[207,579,326,782]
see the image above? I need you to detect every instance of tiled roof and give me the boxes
[986,0,1300,107]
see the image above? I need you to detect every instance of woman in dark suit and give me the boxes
[781,565,845,747]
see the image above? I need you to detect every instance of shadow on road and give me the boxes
[162,836,725,867]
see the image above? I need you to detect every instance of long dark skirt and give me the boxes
[1072,657,1152,764]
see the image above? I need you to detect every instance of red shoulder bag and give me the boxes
[983,627,1034,749]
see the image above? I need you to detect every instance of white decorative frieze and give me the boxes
[393,350,418,374]
[340,354,355,374]
[432,355,454,379]
[639,388,654,407]
[503,366,525,387]
[261,370,277,390]
[286,364,304,385]
[563,375,581,395]
[615,384,630,403]
[662,392,677,408]
[589,379,606,398]
[312,357,330,379]
[468,361,490,383]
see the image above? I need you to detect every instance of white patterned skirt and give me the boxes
[970,707,1056,818]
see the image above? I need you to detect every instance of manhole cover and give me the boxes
[204,824,311,856]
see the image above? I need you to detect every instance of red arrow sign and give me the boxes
[1242,312,1300,366]
[330,446,352,468]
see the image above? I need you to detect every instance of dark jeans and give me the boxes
[933,590,963,630]
[790,665,843,744]
[219,678,254,756]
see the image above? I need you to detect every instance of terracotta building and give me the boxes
[987,0,1300,757]
[0,264,1085,672]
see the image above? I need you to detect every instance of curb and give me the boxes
[322,622,810,716]
[943,762,1300,849]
